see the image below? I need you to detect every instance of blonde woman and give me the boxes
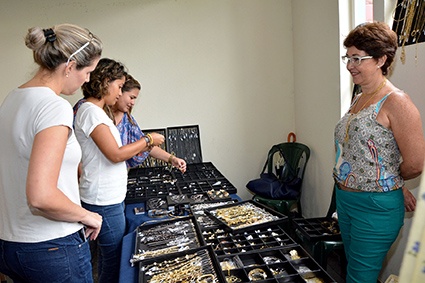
[0,24,103,283]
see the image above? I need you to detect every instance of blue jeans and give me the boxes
[336,186,404,283]
[82,201,125,283]
[0,229,93,283]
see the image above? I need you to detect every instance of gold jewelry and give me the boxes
[393,0,425,64]
[168,153,175,164]
[248,268,267,281]
[225,275,241,283]
[196,274,215,283]
[289,249,301,260]
[146,133,154,146]
[344,79,386,142]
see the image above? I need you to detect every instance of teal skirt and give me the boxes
[335,184,404,283]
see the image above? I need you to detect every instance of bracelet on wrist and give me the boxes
[143,136,150,147]
[146,133,154,146]
[168,154,175,164]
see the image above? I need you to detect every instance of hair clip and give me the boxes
[43,28,56,43]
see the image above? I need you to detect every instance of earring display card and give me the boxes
[166,125,202,164]
[204,200,288,234]
[132,216,205,264]
[292,217,341,241]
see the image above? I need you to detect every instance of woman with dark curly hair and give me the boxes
[334,22,425,283]
[74,58,164,282]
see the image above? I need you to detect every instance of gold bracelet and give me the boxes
[146,133,154,146]
[196,274,214,283]
[168,154,175,164]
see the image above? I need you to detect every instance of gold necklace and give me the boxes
[344,79,387,142]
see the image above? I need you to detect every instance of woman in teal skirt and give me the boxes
[334,22,425,283]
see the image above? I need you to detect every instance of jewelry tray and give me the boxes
[204,200,288,234]
[217,244,337,283]
[125,162,237,204]
[202,224,298,256]
[292,217,341,241]
[132,216,205,263]
[189,199,239,230]
[138,245,226,283]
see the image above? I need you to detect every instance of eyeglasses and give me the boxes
[341,55,373,66]
[66,41,90,66]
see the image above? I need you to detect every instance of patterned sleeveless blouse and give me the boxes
[333,92,404,192]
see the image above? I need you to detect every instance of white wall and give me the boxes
[0,0,294,202]
[292,0,342,217]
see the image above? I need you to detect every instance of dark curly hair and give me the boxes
[81,58,127,100]
[343,22,397,76]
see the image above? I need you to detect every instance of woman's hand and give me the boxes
[172,157,187,173]
[81,211,103,240]
[402,187,416,212]
[149,132,165,147]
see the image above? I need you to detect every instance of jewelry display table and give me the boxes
[119,162,337,282]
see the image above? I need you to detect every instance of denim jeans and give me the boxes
[82,201,125,283]
[0,229,93,283]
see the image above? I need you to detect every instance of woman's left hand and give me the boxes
[172,157,187,173]
[402,187,416,212]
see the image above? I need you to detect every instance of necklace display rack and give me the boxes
[140,124,203,168]
[392,0,425,63]
[167,125,203,164]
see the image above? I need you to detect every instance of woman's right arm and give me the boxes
[90,124,164,163]
[26,126,102,240]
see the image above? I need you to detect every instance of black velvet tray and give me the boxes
[125,162,237,203]
[292,217,341,241]
[217,245,337,283]
[132,216,205,264]
[202,224,297,256]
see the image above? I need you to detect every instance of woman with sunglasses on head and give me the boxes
[74,59,165,282]
[0,24,103,283]
[334,22,425,283]
[111,74,187,171]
